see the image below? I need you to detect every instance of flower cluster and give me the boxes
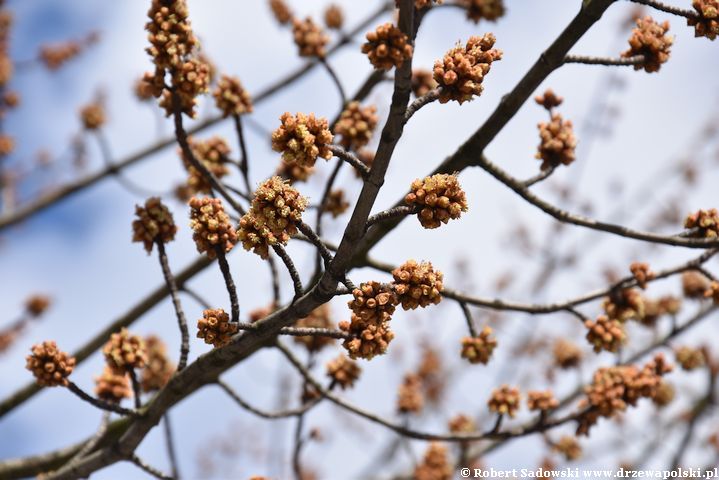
[189,197,238,259]
[25,295,51,317]
[0,134,13,156]
[361,23,413,71]
[103,328,148,371]
[553,338,583,369]
[95,367,132,403]
[181,136,231,194]
[585,315,626,353]
[630,262,655,289]
[448,414,476,435]
[536,113,576,171]
[141,335,175,392]
[653,380,675,407]
[688,0,719,40]
[326,354,361,389]
[433,34,502,104]
[80,102,105,130]
[622,17,673,73]
[417,345,445,404]
[144,0,210,116]
[706,282,719,304]
[460,326,497,364]
[642,295,681,326]
[324,189,350,218]
[675,346,706,371]
[158,58,211,117]
[25,341,76,387]
[682,271,711,299]
[135,72,164,101]
[39,36,93,70]
[534,89,563,110]
[577,354,672,435]
[324,4,344,30]
[334,102,378,150]
[348,281,398,323]
[414,443,452,480]
[145,0,197,70]
[391,260,443,310]
[132,197,177,253]
[527,390,558,412]
[603,288,645,322]
[271,112,333,168]
[340,282,398,360]
[684,208,719,238]
[461,0,506,24]
[292,18,329,58]
[293,304,336,352]
[0,9,12,90]
[411,69,438,98]
[197,308,238,348]
[553,436,582,461]
[488,384,521,417]
[238,176,308,259]
[269,0,293,25]
[397,373,424,414]
[213,75,253,118]
[405,173,469,229]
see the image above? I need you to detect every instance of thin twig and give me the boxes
[62,412,110,471]
[320,57,348,107]
[627,0,699,19]
[215,247,240,323]
[94,131,164,197]
[475,154,719,248]
[163,413,180,479]
[328,145,371,178]
[297,221,334,267]
[276,341,584,442]
[273,245,304,299]
[364,249,718,316]
[232,114,252,195]
[129,454,174,480]
[128,369,142,410]
[522,166,556,187]
[217,379,322,419]
[180,286,211,309]
[67,382,137,417]
[563,54,645,66]
[171,92,246,216]
[267,254,281,305]
[365,206,417,231]
[156,241,190,371]
[292,414,305,480]
[314,160,344,279]
[221,182,252,201]
[403,88,440,124]
[458,301,478,337]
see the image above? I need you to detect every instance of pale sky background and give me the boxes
[1,0,718,478]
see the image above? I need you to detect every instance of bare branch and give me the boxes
[156,241,190,371]
[403,88,440,124]
[67,382,137,417]
[327,145,371,178]
[564,54,645,66]
[627,0,699,19]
